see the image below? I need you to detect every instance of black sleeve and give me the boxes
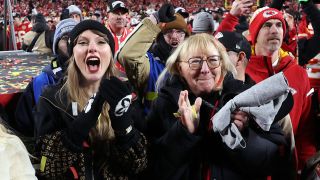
[298,2,320,65]
[34,95,62,137]
[146,96,202,179]
[270,0,285,10]
[14,81,36,137]
[220,124,292,178]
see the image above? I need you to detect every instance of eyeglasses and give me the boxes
[164,29,186,38]
[180,55,221,70]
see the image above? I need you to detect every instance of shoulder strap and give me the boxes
[26,32,42,52]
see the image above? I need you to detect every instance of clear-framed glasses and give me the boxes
[164,29,186,38]
[180,55,221,70]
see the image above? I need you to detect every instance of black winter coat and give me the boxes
[146,74,290,180]
[34,82,147,179]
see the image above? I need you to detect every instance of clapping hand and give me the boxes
[177,90,202,134]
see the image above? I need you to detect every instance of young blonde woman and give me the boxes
[0,121,37,179]
[34,20,147,179]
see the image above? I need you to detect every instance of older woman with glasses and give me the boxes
[146,33,290,179]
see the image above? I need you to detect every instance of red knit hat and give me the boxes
[249,7,286,44]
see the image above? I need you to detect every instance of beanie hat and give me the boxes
[68,20,115,57]
[161,13,191,36]
[249,7,286,44]
[215,31,252,60]
[175,7,189,18]
[192,12,214,34]
[53,18,78,55]
[34,13,46,24]
[67,5,83,21]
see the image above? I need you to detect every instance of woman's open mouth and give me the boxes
[86,57,100,73]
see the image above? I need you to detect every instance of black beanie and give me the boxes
[68,20,115,57]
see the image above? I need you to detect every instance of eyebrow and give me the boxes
[190,55,220,58]
[77,36,88,41]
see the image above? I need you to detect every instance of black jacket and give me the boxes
[146,75,289,180]
[34,82,147,179]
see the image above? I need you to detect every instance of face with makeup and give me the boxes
[73,30,112,85]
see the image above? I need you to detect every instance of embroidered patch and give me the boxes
[263,10,278,18]
[114,94,132,117]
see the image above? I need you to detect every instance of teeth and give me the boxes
[87,57,99,61]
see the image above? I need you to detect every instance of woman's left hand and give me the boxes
[231,110,249,131]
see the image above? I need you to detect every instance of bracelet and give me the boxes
[173,105,198,119]
[114,125,133,136]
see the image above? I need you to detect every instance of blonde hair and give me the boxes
[0,121,35,160]
[157,33,237,91]
[0,123,12,137]
[60,30,116,141]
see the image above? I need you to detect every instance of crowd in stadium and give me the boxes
[0,0,320,179]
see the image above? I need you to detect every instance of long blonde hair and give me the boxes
[60,30,116,141]
[157,33,237,91]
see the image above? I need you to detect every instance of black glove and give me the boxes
[99,77,133,135]
[60,8,70,21]
[67,93,105,147]
[153,3,176,23]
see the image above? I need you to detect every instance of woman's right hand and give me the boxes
[231,110,249,131]
[177,90,202,134]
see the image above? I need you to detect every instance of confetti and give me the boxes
[0,53,51,94]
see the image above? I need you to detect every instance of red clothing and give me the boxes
[298,14,313,38]
[216,8,317,171]
[7,22,31,50]
[216,13,298,56]
[215,13,238,33]
[106,25,131,75]
[281,26,298,57]
[246,49,317,170]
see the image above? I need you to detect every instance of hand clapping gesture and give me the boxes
[177,90,202,134]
